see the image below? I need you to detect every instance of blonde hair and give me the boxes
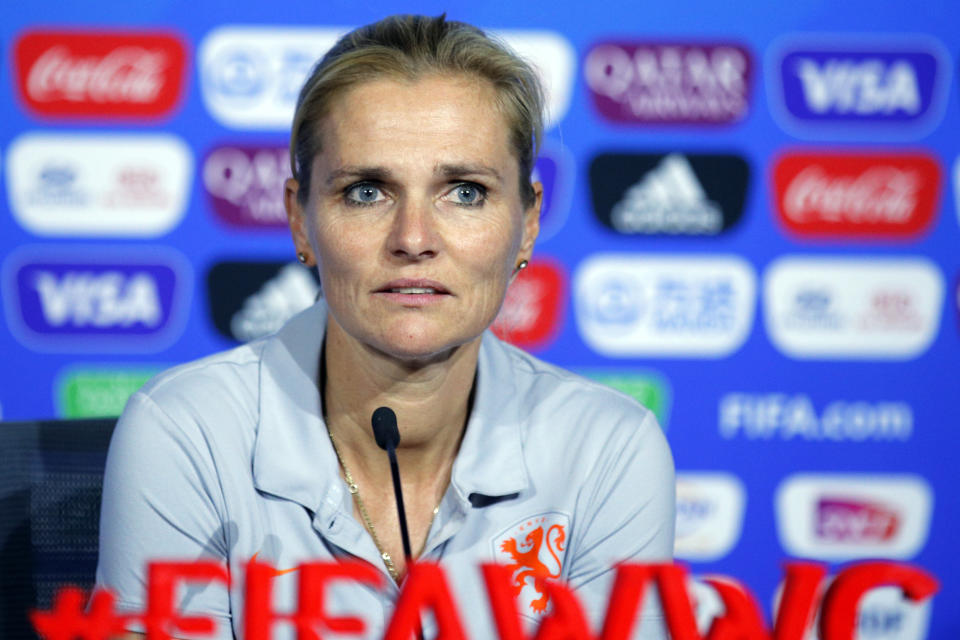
[290,14,545,207]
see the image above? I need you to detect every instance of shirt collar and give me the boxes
[450,331,530,502]
[252,300,530,512]
[253,302,341,514]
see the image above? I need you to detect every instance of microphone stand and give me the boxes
[372,407,423,640]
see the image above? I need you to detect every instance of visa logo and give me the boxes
[4,249,190,352]
[32,270,162,328]
[794,58,920,115]
[773,38,948,136]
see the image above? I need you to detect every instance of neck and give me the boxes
[321,313,478,487]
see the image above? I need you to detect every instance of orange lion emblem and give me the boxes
[497,516,568,614]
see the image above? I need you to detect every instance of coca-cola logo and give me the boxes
[491,258,565,351]
[14,30,187,118]
[772,152,940,238]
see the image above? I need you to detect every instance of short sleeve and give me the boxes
[95,391,234,639]
[567,410,676,640]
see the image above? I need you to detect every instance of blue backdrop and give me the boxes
[1,1,958,638]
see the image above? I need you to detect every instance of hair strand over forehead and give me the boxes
[289,14,545,207]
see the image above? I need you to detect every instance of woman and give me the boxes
[97,15,675,639]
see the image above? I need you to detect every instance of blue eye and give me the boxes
[448,183,486,206]
[345,183,384,205]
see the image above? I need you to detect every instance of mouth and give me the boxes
[374,279,451,300]
[385,286,443,294]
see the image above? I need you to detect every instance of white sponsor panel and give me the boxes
[199,26,573,130]
[574,254,756,357]
[674,472,746,561]
[772,580,933,640]
[6,133,191,237]
[763,256,942,360]
[775,473,932,560]
[718,393,913,442]
[199,26,346,130]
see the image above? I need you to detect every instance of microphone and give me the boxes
[371,407,413,563]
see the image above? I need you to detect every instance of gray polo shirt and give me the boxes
[96,301,674,639]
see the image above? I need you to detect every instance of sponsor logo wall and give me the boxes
[574,254,756,357]
[584,42,752,124]
[768,35,950,138]
[206,260,320,342]
[14,30,188,119]
[202,144,291,229]
[772,151,940,239]
[589,152,750,235]
[6,133,193,236]
[1,5,957,638]
[674,472,746,561]
[763,256,943,360]
[775,474,933,560]
[3,247,191,352]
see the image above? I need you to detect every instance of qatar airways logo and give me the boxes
[773,151,940,238]
[769,36,949,137]
[203,144,291,228]
[3,248,190,352]
[14,30,187,118]
[199,27,573,130]
[775,474,932,560]
[584,41,751,124]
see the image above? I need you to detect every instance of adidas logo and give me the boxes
[610,153,723,234]
[229,263,319,342]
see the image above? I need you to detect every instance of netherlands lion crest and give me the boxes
[493,512,570,615]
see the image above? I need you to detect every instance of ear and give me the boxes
[517,181,542,264]
[284,177,315,266]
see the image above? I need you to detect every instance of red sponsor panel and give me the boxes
[491,259,565,351]
[14,30,187,118]
[772,151,940,238]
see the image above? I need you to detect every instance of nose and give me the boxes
[386,196,440,261]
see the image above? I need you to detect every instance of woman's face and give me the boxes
[286,73,541,362]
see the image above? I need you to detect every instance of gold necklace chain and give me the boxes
[327,431,401,582]
[327,430,444,584]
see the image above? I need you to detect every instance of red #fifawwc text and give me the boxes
[31,560,937,640]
